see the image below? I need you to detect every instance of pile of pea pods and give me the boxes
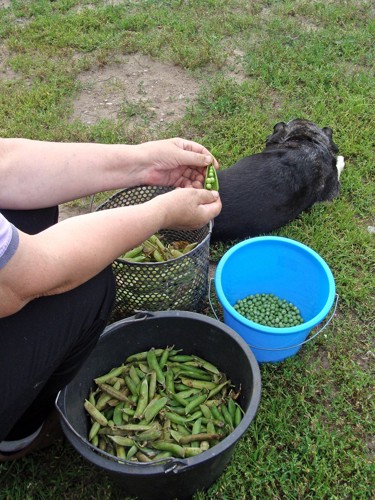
[84,346,243,462]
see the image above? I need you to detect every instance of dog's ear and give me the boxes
[273,122,286,133]
[322,127,333,139]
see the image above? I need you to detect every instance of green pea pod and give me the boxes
[227,397,236,421]
[199,404,212,419]
[99,382,133,402]
[165,368,175,394]
[159,347,171,369]
[127,444,138,460]
[133,428,162,442]
[191,356,221,376]
[95,392,112,411]
[151,441,185,458]
[210,405,225,423]
[234,404,243,427]
[129,365,141,386]
[84,400,108,427]
[221,404,234,430]
[180,377,217,390]
[143,396,168,423]
[122,245,144,259]
[148,371,157,400]
[94,365,125,385]
[124,376,139,396]
[136,451,153,462]
[113,402,125,426]
[116,444,126,460]
[108,435,135,447]
[126,348,165,363]
[207,380,230,399]
[184,394,207,416]
[88,421,101,442]
[179,432,220,445]
[147,348,165,385]
[134,377,149,419]
[204,164,219,191]
[190,417,202,447]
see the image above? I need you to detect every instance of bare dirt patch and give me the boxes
[72,53,201,130]
[0,47,21,81]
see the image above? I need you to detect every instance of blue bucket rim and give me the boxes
[215,236,336,335]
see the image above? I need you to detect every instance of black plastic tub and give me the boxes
[56,311,261,500]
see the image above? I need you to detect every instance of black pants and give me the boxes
[0,207,116,441]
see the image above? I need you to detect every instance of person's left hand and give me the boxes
[138,138,219,188]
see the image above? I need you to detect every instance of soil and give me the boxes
[72,53,202,130]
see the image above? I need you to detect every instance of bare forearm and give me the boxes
[0,187,221,316]
[0,138,144,209]
[0,202,165,316]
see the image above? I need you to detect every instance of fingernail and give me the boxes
[205,155,212,165]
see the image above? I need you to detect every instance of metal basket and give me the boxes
[96,186,212,320]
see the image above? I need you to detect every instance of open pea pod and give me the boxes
[204,165,219,191]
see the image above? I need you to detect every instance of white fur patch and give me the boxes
[336,155,345,178]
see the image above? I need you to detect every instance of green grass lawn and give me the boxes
[0,0,374,498]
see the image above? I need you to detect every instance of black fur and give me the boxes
[211,119,342,242]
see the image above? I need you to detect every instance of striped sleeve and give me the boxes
[0,213,19,269]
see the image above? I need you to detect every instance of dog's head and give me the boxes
[266,118,339,156]
[266,119,343,202]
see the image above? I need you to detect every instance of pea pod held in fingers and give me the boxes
[204,164,219,191]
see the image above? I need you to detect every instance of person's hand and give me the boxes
[137,138,219,188]
[150,187,222,230]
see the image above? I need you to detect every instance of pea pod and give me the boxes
[94,365,125,385]
[180,377,217,390]
[99,382,133,402]
[204,164,219,191]
[143,396,168,423]
[147,348,165,385]
[133,377,149,419]
[84,400,108,427]
[113,402,125,426]
[151,441,185,458]
[89,421,101,442]
[184,394,207,416]
[179,432,220,445]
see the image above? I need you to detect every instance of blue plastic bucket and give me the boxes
[214,236,336,363]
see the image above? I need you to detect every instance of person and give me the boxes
[0,136,222,461]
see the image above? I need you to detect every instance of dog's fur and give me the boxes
[211,119,345,242]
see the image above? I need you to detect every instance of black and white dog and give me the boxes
[211,119,345,242]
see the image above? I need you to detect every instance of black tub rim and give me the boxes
[56,311,261,476]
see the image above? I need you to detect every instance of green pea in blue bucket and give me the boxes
[214,236,337,363]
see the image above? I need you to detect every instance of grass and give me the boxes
[0,0,374,498]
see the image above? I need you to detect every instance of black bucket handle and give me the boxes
[208,278,339,351]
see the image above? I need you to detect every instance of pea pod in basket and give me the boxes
[121,234,198,263]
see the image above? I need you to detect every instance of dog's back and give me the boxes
[211,119,343,242]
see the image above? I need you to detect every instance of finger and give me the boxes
[175,138,218,169]
[199,189,220,204]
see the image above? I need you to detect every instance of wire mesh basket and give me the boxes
[96,186,212,320]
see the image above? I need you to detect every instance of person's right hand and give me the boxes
[149,188,222,231]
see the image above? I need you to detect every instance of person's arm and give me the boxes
[0,188,221,317]
[0,137,218,209]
